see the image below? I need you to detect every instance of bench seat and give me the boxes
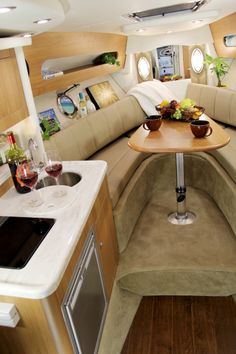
[90,136,150,208]
[208,126,236,183]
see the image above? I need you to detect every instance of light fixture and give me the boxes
[0,6,16,14]
[167,30,173,34]
[192,19,203,23]
[33,18,52,25]
[136,28,146,33]
[21,33,33,38]
[122,10,218,34]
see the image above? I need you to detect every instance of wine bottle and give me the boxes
[78,92,87,117]
[6,131,31,194]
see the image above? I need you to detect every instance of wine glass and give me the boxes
[44,150,66,197]
[16,159,43,207]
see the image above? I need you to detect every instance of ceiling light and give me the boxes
[33,18,52,25]
[167,30,173,33]
[192,19,203,23]
[21,33,33,38]
[0,6,16,14]
[136,28,145,32]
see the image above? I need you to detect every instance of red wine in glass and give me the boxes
[44,151,66,197]
[45,163,62,178]
[16,159,43,207]
[19,172,38,188]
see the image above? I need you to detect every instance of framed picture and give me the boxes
[86,81,119,109]
[38,108,61,140]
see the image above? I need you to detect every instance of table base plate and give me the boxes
[168,211,196,225]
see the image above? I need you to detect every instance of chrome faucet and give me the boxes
[28,138,44,171]
[28,138,38,160]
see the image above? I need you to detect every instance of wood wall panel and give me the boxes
[210,12,236,58]
[0,49,29,131]
[23,32,127,96]
[0,176,13,197]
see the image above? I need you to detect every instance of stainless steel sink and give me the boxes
[36,172,81,189]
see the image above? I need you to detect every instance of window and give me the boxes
[191,47,204,74]
[137,56,151,80]
[224,34,236,47]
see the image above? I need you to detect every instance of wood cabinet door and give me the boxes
[95,183,119,298]
[0,49,28,131]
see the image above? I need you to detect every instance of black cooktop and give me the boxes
[0,216,55,269]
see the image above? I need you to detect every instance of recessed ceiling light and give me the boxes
[33,18,52,25]
[0,6,16,14]
[167,30,173,34]
[136,28,146,32]
[192,19,203,24]
[21,33,33,38]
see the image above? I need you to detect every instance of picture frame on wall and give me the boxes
[38,108,61,140]
[86,81,119,109]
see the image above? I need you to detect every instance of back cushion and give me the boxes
[186,83,236,127]
[44,95,146,160]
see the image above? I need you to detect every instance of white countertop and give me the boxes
[0,160,107,299]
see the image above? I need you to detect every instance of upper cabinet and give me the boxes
[23,32,127,96]
[0,49,29,131]
[210,12,236,58]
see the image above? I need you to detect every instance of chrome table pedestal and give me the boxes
[168,152,196,225]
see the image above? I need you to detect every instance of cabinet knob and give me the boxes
[99,242,103,248]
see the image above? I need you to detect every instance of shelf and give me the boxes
[23,32,127,96]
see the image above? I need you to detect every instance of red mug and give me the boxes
[190,120,213,138]
[143,115,162,131]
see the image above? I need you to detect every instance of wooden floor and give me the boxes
[121,296,236,354]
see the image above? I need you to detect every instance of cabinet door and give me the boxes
[0,49,28,131]
[95,187,118,298]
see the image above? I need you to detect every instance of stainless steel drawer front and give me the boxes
[62,231,107,354]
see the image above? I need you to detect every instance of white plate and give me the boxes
[22,185,77,215]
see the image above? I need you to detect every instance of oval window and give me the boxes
[224,34,236,47]
[57,95,78,118]
[191,48,204,74]
[138,56,151,80]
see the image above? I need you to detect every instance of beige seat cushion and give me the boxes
[186,83,236,127]
[90,137,151,207]
[208,126,236,182]
[44,95,146,161]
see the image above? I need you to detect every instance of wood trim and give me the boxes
[0,49,29,131]
[210,12,236,58]
[182,46,190,79]
[0,296,58,354]
[0,176,13,197]
[23,32,127,96]
[0,49,10,60]
[95,180,119,298]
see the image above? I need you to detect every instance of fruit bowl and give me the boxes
[156,99,205,122]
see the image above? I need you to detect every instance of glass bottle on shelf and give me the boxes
[78,92,88,117]
[6,131,30,194]
[85,95,96,113]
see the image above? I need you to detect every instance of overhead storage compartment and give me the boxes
[23,32,127,96]
[210,12,236,58]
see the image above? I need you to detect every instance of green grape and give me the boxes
[172,109,182,119]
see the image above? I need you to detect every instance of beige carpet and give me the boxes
[117,187,236,296]
[98,187,236,354]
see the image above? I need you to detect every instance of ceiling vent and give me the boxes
[128,1,207,22]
